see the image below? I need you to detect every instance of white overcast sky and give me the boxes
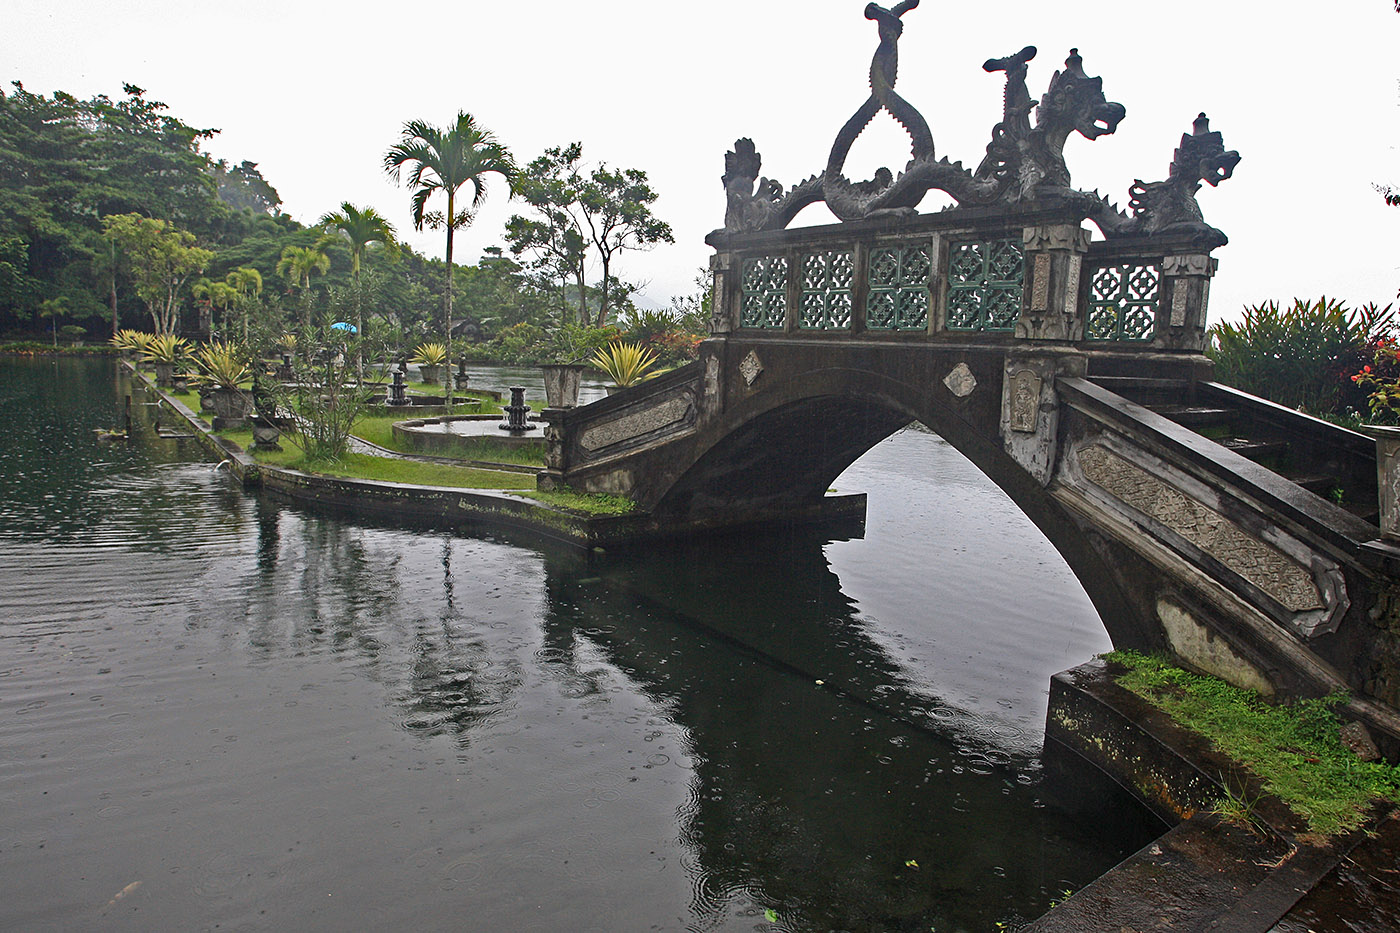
[5,1,1398,322]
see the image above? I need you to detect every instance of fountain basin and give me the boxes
[393,414,547,458]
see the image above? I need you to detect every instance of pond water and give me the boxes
[0,357,1159,932]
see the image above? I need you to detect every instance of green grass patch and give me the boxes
[219,429,534,490]
[349,414,545,467]
[515,490,637,516]
[1105,650,1400,835]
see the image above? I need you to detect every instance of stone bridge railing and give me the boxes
[704,204,1220,355]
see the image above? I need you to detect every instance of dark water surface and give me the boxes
[0,357,1156,932]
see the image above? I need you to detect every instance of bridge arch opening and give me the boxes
[651,374,1151,652]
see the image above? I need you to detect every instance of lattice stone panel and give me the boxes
[740,255,789,329]
[866,243,932,331]
[1087,263,1159,342]
[947,238,1024,332]
[799,250,855,330]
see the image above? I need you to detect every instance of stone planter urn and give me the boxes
[153,361,175,388]
[419,364,443,386]
[250,416,282,452]
[542,364,585,408]
[199,388,216,413]
[210,386,251,429]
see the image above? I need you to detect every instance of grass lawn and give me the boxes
[219,429,535,490]
[1106,650,1400,835]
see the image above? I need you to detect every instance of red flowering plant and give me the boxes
[1352,333,1400,424]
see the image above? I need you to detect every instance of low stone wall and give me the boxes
[1033,658,1393,932]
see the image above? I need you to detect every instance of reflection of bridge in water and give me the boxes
[540,2,1400,755]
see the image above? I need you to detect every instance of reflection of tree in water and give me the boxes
[0,358,221,548]
[232,513,533,745]
[540,529,1158,933]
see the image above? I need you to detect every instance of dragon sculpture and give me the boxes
[1090,113,1241,246]
[717,2,1234,243]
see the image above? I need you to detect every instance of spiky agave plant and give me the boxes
[192,342,251,390]
[109,329,154,355]
[141,333,191,364]
[409,341,450,366]
[588,341,659,388]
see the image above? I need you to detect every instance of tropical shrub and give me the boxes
[588,340,659,387]
[141,333,191,364]
[409,341,449,366]
[1351,335,1400,424]
[109,329,154,354]
[1207,298,1393,417]
[192,341,251,390]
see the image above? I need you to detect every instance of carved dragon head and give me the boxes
[1038,49,1125,141]
[1169,113,1241,189]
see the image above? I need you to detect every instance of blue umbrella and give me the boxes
[330,321,357,334]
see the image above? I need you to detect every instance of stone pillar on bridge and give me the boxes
[708,252,736,335]
[1017,224,1092,342]
[1158,254,1218,352]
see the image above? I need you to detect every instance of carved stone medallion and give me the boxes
[943,362,977,398]
[740,350,764,386]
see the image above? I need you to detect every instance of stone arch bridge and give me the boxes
[539,4,1400,749]
[539,202,1400,751]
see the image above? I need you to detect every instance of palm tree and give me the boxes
[318,203,397,381]
[277,243,331,330]
[384,112,514,404]
[224,266,263,345]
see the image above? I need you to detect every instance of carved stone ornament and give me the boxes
[943,362,977,398]
[1162,254,1216,277]
[1077,444,1323,613]
[740,350,764,386]
[581,397,693,453]
[714,5,1235,245]
[1008,369,1042,432]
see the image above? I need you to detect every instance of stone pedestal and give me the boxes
[1017,224,1091,341]
[1158,254,1217,351]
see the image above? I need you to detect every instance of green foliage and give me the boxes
[210,159,281,214]
[109,328,153,353]
[102,213,213,334]
[192,341,251,390]
[141,333,191,364]
[1105,650,1400,835]
[1350,334,1400,424]
[410,341,449,366]
[1207,298,1394,417]
[588,340,659,387]
[505,142,674,328]
[384,111,515,386]
[0,82,227,331]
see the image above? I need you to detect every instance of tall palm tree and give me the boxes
[318,203,397,381]
[384,112,514,403]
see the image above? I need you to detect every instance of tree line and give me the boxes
[0,81,701,363]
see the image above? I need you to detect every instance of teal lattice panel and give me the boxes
[799,250,855,330]
[947,238,1024,331]
[1087,263,1158,342]
[740,256,788,329]
[865,243,931,331]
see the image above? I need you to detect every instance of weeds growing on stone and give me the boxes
[1104,650,1400,835]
